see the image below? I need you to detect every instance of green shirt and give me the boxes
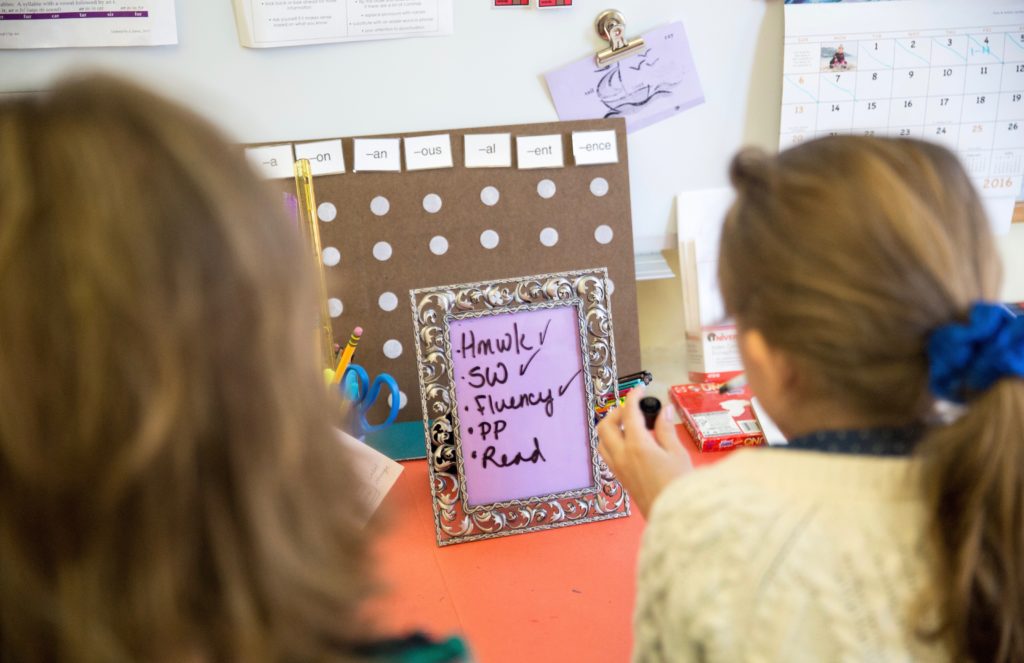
[357,634,470,663]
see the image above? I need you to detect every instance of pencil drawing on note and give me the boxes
[594,48,682,119]
[544,21,705,132]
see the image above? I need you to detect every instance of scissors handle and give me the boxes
[341,365,400,435]
[341,364,370,401]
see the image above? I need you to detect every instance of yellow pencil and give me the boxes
[331,327,363,386]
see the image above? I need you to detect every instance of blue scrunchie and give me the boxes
[928,303,1024,403]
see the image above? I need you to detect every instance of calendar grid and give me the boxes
[781,8,1024,218]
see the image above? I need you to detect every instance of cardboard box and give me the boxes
[669,382,766,452]
[684,325,743,384]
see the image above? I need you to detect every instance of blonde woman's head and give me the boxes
[0,76,368,662]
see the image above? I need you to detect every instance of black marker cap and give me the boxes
[639,396,662,431]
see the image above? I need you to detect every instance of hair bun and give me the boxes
[729,147,775,193]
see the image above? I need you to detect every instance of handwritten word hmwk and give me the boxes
[459,320,550,359]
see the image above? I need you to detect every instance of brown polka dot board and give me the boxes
[248,118,640,428]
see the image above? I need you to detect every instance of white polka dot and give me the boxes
[594,225,614,244]
[317,202,337,222]
[322,246,341,267]
[606,278,615,295]
[383,339,403,359]
[429,235,449,255]
[480,229,500,250]
[480,186,500,206]
[370,196,390,216]
[537,179,557,199]
[423,193,443,214]
[388,390,408,410]
[328,298,343,318]
[378,291,398,312]
[539,227,559,247]
[590,177,610,197]
[373,241,392,261]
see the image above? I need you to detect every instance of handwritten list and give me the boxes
[450,304,594,507]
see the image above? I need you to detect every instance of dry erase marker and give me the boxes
[640,397,662,430]
[331,327,363,387]
[718,374,747,394]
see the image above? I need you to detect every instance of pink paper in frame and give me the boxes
[451,304,593,507]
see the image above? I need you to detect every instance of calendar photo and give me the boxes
[821,43,856,71]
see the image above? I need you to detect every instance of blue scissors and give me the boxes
[339,363,401,435]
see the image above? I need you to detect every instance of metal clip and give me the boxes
[594,9,645,66]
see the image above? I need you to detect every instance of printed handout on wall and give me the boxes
[231,0,453,49]
[0,0,178,48]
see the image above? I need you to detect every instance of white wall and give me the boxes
[0,0,1020,297]
[0,0,784,255]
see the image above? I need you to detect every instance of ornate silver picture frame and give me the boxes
[411,268,630,546]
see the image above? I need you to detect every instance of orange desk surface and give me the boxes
[366,425,725,663]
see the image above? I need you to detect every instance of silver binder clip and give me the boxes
[594,9,646,66]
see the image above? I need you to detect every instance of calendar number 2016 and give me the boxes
[983,177,1016,190]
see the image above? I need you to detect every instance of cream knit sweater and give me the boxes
[633,449,950,662]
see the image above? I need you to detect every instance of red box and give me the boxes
[669,383,767,452]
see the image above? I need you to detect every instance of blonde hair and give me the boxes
[720,136,1024,661]
[0,76,369,661]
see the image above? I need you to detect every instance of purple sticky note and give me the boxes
[544,21,705,132]
[450,304,594,507]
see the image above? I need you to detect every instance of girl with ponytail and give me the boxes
[598,136,1024,662]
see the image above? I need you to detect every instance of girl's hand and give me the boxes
[596,387,693,518]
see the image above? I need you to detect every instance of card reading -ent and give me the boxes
[516,135,564,169]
